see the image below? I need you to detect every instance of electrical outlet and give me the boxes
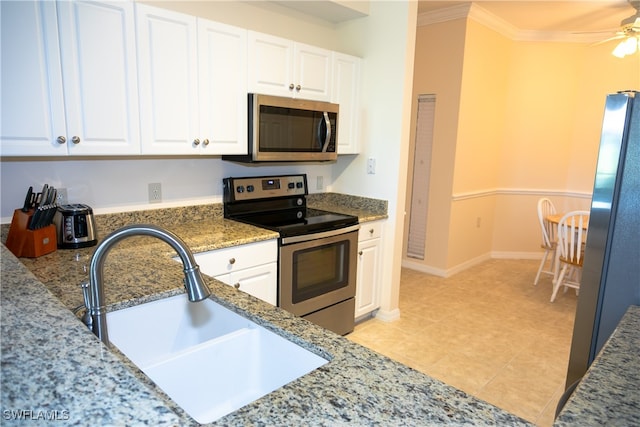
[367,157,376,174]
[56,188,68,205]
[148,183,162,203]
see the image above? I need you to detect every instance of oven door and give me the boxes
[279,226,359,317]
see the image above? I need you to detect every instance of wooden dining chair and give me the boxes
[534,198,557,285]
[551,210,590,303]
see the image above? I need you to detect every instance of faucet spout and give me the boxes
[86,224,211,346]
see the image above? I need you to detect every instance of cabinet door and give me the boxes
[355,237,381,318]
[294,42,332,102]
[136,4,199,155]
[215,263,277,306]
[57,0,140,155]
[332,52,361,154]
[247,31,294,97]
[198,19,247,155]
[1,1,67,156]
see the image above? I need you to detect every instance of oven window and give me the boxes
[292,240,349,303]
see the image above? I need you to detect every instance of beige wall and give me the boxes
[405,13,640,276]
[448,19,511,268]
[405,18,466,270]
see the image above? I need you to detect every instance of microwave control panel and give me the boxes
[224,174,307,202]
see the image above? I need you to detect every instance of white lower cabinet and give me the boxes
[355,221,384,319]
[214,263,277,307]
[194,240,277,306]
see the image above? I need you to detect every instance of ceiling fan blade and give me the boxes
[591,34,627,46]
[572,30,617,35]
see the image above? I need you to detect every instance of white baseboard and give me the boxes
[402,251,543,277]
[374,308,400,322]
[491,251,543,260]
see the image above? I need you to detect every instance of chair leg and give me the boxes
[534,249,549,285]
[551,265,568,303]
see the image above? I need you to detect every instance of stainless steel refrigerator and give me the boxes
[565,91,640,388]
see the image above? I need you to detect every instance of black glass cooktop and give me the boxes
[233,208,358,238]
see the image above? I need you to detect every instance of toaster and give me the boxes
[53,204,98,249]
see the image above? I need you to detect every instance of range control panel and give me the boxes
[224,174,307,202]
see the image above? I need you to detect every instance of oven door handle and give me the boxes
[280,224,360,245]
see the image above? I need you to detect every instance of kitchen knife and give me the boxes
[22,186,33,212]
[29,184,48,229]
[43,188,58,226]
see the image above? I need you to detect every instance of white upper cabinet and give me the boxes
[1,0,140,156]
[332,52,361,154]
[136,4,247,155]
[248,31,332,102]
[197,20,248,155]
[136,5,198,155]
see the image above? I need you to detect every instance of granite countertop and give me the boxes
[554,305,640,426]
[1,197,532,426]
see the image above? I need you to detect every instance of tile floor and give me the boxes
[347,259,578,427]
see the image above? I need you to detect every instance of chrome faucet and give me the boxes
[82,224,211,347]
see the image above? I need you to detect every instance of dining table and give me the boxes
[546,213,590,229]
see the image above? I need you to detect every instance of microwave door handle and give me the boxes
[321,112,331,152]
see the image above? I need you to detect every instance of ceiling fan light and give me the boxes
[612,39,628,57]
[612,37,639,58]
[628,36,639,54]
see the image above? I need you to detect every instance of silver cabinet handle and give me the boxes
[234,283,240,289]
[71,136,81,144]
[57,136,66,144]
[229,258,236,265]
[289,83,294,90]
[193,138,200,146]
[202,139,210,146]
[296,84,301,91]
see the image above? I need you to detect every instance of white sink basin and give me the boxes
[107,294,328,424]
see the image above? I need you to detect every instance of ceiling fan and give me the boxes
[597,0,640,57]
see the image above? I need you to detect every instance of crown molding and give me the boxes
[416,3,468,26]
[417,2,608,43]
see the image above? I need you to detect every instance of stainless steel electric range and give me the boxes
[223,174,359,335]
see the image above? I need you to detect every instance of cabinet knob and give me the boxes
[56,136,66,145]
[229,258,236,265]
[369,229,374,235]
[202,139,210,146]
[71,136,81,144]
[295,84,301,92]
[234,283,240,289]
[359,250,363,256]
[289,83,295,90]
[193,138,200,146]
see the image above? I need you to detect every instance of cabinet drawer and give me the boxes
[215,263,277,306]
[358,221,383,242]
[194,239,277,277]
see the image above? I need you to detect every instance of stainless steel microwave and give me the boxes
[223,94,339,163]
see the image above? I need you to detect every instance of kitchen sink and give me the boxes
[107,294,328,423]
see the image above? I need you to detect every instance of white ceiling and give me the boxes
[417,1,636,33]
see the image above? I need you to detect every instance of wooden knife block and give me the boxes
[6,209,57,258]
